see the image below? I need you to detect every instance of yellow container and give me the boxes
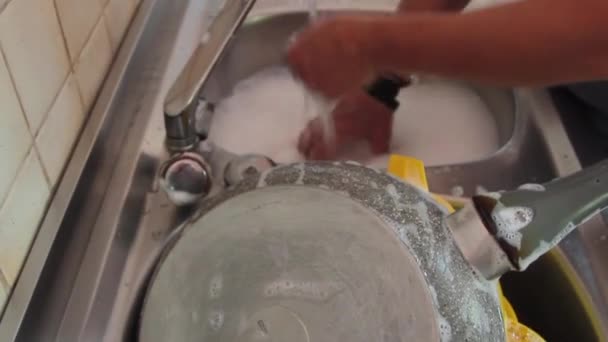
[386,154,545,342]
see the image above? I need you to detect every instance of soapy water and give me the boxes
[209,274,223,299]
[263,279,345,301]
[438,311,453,342]
[519,225,575,270]
[208,309,225,331]
[208,67,500,167]
[300,0,339,147]
[519,207,604,270]
[517,183,546,192]
[492,206,534,250]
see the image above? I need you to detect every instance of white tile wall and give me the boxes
[104,0,137,52]
[55,0,103,62]
[74,18,112,109]
[0,149,50,285]
[0,48,31,205]
[36,75,84,187]
[0,0,70,133]
[0,0,140,311]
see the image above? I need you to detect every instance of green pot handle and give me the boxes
[473,159,608,271]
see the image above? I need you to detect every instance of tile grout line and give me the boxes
[0,44,43,201]
[0,0,12,16]
[30,0,88,142]
[101,4,115,53]
[0,1,69,140]
[71,4,107,66]
[33,145,52,190]
[0,1,120,210]
[52,0,72,69]
[0,267,8,294]
[0,144,35,213]
[75,12,114,112]
[1,0,125,199]
[0,44,35,138]
[33,74,72,141]
[38,0,115,188]
[51,0,87,110]
[55,0,108,108]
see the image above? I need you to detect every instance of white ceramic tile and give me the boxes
[0,0,70,134]
[55,0,103,62]
[0,149,50,285]
[0,51,33,207]
[36,75,84,187]
[75,18,112,110]
[104,0,136,52]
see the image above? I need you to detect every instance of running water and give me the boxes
[297,0,337,148]
[305,0,318,20]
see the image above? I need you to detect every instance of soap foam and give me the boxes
[492,206,534,250]
[209,67,499,166]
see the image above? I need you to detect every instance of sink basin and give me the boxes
[201,12,516,167]
[1,1,605,341]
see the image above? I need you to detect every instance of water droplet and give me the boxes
[208,310,225,331]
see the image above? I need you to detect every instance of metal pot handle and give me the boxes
[490,159,608,269]
[447,159,608,279]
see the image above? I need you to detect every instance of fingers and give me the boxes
[297,121,314,157]
[286,17,375,98]
[286,24,329,95]
[368,102,394,155]
[298,118,338,160]
[309,141,336,160]
[370,129,391,155]
[297,90,395,161]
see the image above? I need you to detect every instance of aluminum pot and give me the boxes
[139,160,608,341]
[140,162,503,341]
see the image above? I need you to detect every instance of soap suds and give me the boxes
[208,67,500,166]
[519,208,602,269]
[451,186,464,197]
[518,183,546,192]
[492,206,534,250]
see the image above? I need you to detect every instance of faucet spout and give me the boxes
[164,0,257,152]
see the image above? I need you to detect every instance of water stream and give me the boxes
[300,0,337,150]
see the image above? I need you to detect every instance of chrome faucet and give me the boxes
[160,0,258,206]
[164,0,257,152]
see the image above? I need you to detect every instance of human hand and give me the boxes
[287,15,378,98]
[298,89,394,160]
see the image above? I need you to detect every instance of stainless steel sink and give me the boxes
[201,12,516,167]
[0,0,606,341]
